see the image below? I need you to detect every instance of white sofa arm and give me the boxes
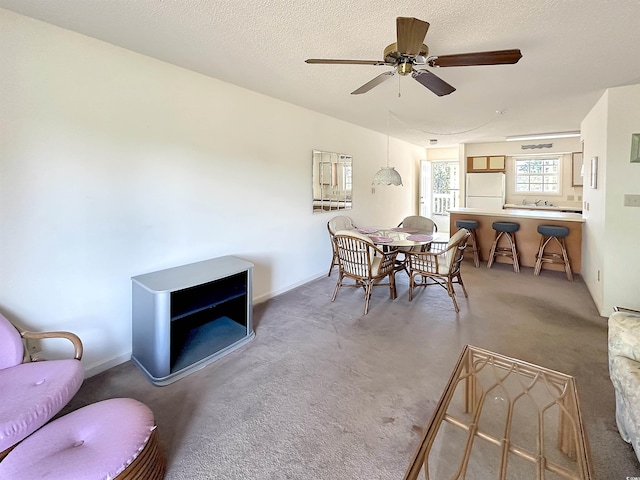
[608,309,640,362]
[608,308,640,462]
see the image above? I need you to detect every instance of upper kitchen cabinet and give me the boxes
[467,155,506,173]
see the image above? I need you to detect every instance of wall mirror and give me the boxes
[312,150,352,213]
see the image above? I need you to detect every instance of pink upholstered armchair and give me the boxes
[0,313,84,459]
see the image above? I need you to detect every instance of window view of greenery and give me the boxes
[432,162,459,215]
[515,157,560,193]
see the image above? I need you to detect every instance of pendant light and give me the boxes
[372,111,403,186]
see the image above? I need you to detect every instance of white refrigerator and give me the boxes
[466,172,505,210]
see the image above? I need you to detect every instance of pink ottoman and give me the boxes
[0,398,165,480]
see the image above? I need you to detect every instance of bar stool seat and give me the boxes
[534,225,573,281]
[487,221,520,272]
[538,225,569,238]
[455,219,480,268]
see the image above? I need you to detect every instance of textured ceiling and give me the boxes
[2,0,639,147]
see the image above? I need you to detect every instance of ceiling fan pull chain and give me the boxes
[398,74,402,97]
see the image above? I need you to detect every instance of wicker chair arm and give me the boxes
[375,247,399,275]
[20,330,83,360]
[429,240,448,253]
[407,250,441,274]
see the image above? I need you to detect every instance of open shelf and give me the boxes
[170,316,247,374]
[131,256,254,385]
[170,272,247,321]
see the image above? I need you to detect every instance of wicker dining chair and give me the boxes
[398,215,438,234]
[397,215,438,252]
[326,215,358,277]
[331,230,398,315]
[394,214,440,272]
[405,228,471,313]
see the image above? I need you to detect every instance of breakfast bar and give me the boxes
[449,208,585,273]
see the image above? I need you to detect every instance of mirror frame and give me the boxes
[312,150,352,214]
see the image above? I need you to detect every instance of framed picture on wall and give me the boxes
[571,152,583,186]
[631,133,640,163]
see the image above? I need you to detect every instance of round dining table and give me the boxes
[356,226,449,274]
[356,226,448,249]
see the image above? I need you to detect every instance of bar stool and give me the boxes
[487,221,520,272]
[534,225,573,281]
[455,219,480,268]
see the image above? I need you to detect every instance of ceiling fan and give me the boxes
[305,17,522,97]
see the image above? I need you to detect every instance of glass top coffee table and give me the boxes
[404,345,593,479]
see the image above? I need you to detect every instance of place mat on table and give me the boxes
[369,236,393,243]
[406,234,433,242]
[391,227,419,233]
[357,227,379,234]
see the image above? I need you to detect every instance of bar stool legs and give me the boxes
[534,225,573,281]
[468,230,480,268]
[487,222,520,273]
[455,219,480,268]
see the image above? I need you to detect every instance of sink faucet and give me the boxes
[522,198,527,205]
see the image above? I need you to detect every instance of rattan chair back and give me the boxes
[397,215,438,254]
[326,216,358,277]
[331,231,398,315]
[398,215,438,233]
[406,229,470,313]
[328,215,357,234]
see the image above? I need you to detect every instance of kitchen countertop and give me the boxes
[449,208,584,272]
[448,207,585,223]
[503,203,582,213]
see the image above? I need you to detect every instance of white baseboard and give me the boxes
[253,272,325,305]
[84,351,131,378]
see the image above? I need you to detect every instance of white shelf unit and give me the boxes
[131,256,254,385]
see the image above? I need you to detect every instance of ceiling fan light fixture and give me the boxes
[398,61,413,75]
[506,131,581,142]
[372,167,403,186]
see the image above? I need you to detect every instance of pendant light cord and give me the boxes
[388,110,504,137]
[386,110,390,167]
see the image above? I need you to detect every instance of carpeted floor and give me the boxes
[63,262,640,479]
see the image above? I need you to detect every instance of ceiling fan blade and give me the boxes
[305,59,387,65]
[412,70,456,97]
[428,49,523,67]
[351,71,396,95]
[396,17,430,55]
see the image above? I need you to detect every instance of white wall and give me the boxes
[604,86,640,313]
[426,147,458,161]
[580,92,609,312]
[582,84,640,314]
[0,10,421,375]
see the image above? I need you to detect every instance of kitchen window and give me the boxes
[514,157,560,193]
